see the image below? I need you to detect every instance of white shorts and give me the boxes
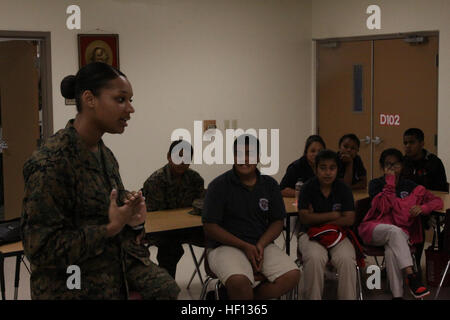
[207,243,299,287]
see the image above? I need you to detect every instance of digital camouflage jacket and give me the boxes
[21,120,150,299]
[142,164,204,211]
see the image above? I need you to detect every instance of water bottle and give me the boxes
[295,180,303,204]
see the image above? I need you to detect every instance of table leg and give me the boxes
[0,253,5,300]
[14,254,21,300]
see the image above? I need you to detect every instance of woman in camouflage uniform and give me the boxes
[20,62,180,299]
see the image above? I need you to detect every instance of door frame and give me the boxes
[0,30,53,139]
[314,30,439,178]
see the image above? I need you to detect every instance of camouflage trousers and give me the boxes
[125,253,180,300]
[148,227,205,279]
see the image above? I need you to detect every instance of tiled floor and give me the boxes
[2,234,449,300]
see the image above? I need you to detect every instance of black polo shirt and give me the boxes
[280,156,315,190]
[369,176,418,200]
[337,154,367,185]
[402,149,448,192]
[297,177,355,233]
[202,167,286,249]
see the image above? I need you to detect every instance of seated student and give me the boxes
[297,149,358,300]
[358,148,443,299]
[402,128,448,271]
[202,135,300,300]
[142,139,205,279]
[402,128,447,192]
[337,134,367,190]
[280,135,326,197]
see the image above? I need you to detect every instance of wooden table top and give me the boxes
[0,241,23,254]
[145,207,202,233]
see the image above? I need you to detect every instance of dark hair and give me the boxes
[338,133,360,149]
[379,148,404,168]
[233,134,260,156]
[60,62,126,112]
[315,149,339,168]
[403,128,424,142]
[303,135,326,156]
[168,140,193,160]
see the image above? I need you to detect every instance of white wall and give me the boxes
[312,0,450,174]
[0,0,313,190]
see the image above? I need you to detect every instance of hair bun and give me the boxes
[60,75,76,99]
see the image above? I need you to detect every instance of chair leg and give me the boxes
[187,245,204,288]
[214,281,221,300]
[356,265,363,300]
[199,276,213,300]
[187,249,206,289]
[434,259,450,300]
[21,256,31,275]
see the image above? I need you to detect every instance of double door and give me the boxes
[317,35,438,180]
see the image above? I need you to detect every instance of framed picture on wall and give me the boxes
[78,34,119,68]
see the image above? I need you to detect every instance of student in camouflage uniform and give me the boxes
[142,140,205,279]
[20,62,179,300]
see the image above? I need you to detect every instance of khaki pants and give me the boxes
[207,244,299,287]
[370,224,413,298]
[298,233,357,300]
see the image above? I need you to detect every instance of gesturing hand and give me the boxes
[106,190,146,237]
[124,191,146,227]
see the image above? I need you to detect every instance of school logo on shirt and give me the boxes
[332,203,342,211]
[259,198,269,211]
[400,191,409,199]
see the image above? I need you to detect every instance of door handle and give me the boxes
[372,136,383,145]
[360,136,371,145]
[0,139,8,151]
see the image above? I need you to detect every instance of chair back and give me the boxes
[353,197,371,243]
[354,197,371,229]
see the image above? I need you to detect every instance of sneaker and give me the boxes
[406,273,430,299]
[218,285,228,300]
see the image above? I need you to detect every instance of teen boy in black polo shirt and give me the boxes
[298,149,357,300]
[202,135,299,300]
[402,128,447,192]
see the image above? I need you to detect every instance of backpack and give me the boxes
[0,217,21,245]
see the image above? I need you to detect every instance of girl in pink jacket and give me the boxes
[358,148,443,299]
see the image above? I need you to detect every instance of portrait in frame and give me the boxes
[78,34,119,68]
